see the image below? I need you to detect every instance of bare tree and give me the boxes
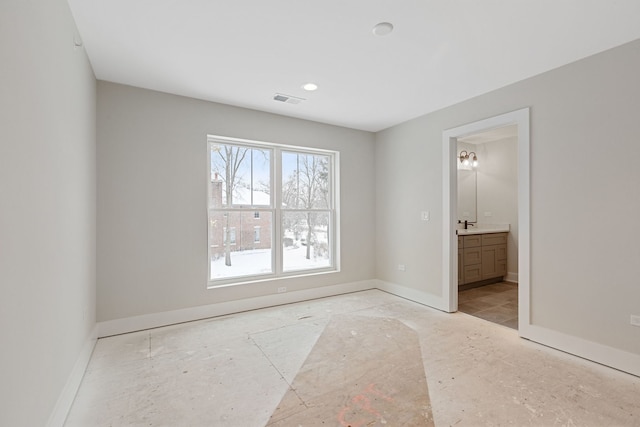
[282,153,329,259]
[211,144,249,266]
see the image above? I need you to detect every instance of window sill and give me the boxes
[207,268,339,290]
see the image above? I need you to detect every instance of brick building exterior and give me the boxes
[208,175,272,259]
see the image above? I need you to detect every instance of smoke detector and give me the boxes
[373,22,394,36]
[273,93,305,105]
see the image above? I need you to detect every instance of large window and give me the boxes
[208,136,338,285]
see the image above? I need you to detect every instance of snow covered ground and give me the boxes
[210,244,330,280]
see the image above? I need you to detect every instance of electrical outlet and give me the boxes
[397,264,406,271]
[484,211,493,217]
[631,315,640,327]
[277,287,287,293]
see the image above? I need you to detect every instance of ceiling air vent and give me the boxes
[273,93,305,105]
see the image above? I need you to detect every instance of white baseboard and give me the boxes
[505,272,518,283]
[520,324,640,377]
[375,279,448,312]
[97,280,376,337]
[46,325,98,427]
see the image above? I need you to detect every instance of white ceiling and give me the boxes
[67,0,640,132]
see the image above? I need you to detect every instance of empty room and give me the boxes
[2,1,640,426]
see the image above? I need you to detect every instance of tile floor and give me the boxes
[65,290,640,426]
[458,281,518,329]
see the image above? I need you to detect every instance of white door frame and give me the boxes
[442,108,531,335]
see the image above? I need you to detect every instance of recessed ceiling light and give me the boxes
[302,83,318,91]
[372,22,394,36]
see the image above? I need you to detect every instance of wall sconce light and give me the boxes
[459,150,478,168]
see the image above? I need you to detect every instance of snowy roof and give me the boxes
[229,186,270,206]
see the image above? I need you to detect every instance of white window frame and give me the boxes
[207,135,340,287]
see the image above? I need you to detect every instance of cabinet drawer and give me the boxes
[463,235,482,248]
[458,236,463,248]
[482,233,507,246]
[463,247,482,266]
[463,264,482,283]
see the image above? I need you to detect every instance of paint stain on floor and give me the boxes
[267,314,433,426]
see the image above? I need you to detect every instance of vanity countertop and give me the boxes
[456,224,510,235]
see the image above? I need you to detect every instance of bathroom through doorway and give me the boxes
[442,108,531,336]
[456,125,519,328]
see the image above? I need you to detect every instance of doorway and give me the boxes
[456,126,519,328]
[442,108,530,335]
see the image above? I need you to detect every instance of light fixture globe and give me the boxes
[459,150,469,165]
[470,152,478,167]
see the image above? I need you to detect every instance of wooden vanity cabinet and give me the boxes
[459,232,507,286]
[458,236,464,285]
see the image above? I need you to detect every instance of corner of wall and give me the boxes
[46,326,98,427]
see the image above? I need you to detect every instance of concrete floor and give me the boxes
[66,290,640,426]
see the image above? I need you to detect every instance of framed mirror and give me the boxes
[457,167,476,223]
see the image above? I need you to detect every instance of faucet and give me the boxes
[457,220,468,230]
[458,220,474,230]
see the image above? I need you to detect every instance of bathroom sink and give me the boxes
[456,224,510,235]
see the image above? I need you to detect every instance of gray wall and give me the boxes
[476,137,519,277]
[97,82,376,322]
[376,39,640,355]
[0,0,97,425]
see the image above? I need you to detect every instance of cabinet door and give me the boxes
[497,259,507,277]
[458,248,465,285]
[482,244,507,279]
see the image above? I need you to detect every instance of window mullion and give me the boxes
[273,148,282,275]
